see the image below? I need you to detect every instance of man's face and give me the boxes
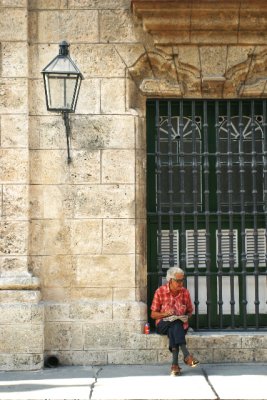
[171,273,184,289]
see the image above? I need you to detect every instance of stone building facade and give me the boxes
[0,0,267,370]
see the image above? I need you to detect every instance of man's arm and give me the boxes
[151,310,175,320]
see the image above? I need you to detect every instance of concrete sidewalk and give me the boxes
[0,363,266,400]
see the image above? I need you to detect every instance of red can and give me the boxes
[144,323,150,334]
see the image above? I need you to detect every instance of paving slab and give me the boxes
[92,364,215,400]
[0,366,95,400]
[0,363,266,400]
[204,364,267,400]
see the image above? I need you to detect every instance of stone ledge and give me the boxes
[0,276,40,290]
[132,0,267,45]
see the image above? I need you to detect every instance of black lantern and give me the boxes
[42,41,84,163]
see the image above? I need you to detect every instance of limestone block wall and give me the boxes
[0,0,44,371]
[27,0,148,365]
[1,0,267,370]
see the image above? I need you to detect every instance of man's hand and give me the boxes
[177,315,188,323]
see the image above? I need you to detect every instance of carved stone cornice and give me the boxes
[127,46,267,98]
[131,0,267,46]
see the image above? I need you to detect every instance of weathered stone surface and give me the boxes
[30,149,102,185]
[69,0,130,9]
[0,274,39,290]
[101,78,126,114]
[75,254,135,287]
[192,9,239,31]
[187,334,242,349]
[29,115,63,149]
[28,0,68,9]
[44,303,70,321]
[135,253,147,291]
[75,78,101,114]
[0,255,28,276]
[213,348,254,363]
[112,301,147,320]
[1,115,28,148]
[0,221,28,255]
[176,46,200,73]
[0,304,42,323]
[126,75,146,115]
[30,219,102,256]
[2,185,28,219]
[0,9,27,41]
[200,46,227,77]
[226,46,254,72]
[29,10,98,43]
[29,220,70,255]
[113,288,136,301]
[135,183,146,220]
[0,185,2,218]
[73,185,135,219]
[0,353,43,371]
[70,219,102,254]
[116,44,146,68]
[0,0,26,5]
[73,44,126,78]
[29,43,58,79]
[135,219,146,256]
[1,42,28,78]
[0,325,43,353]
[0,289,41,303]
[45,322,83,350]
[133,1,267,46]
[29,255,75,288]
[143,12,191,32]
[42,287,71,301]
[29,185,72,219]
[83,321,140,349]
[254,349,267,362]
[102,150,135,184]
[53,350,107,366]
[70,287,113,301]
[30,150,68,184]
[242,335,267,348]
[108,350,157,364]
[0,79,28,113]
[0,149,28,183]
[69,302,112,321]
[103,218,135,254]
[71,115,135,150]
[100,10,142,43]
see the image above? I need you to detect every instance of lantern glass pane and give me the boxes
[45,74,78,111]
[46,56,78,74]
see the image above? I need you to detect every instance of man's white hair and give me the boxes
[166,266,185,282]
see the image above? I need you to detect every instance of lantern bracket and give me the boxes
[62,112,72,164]
[41,41,84,164]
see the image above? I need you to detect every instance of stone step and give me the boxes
[144,331,267,364]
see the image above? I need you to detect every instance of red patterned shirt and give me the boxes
[151,283,193,329]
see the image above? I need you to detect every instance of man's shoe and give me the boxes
[170,364,181,376]
[184,355,199,367]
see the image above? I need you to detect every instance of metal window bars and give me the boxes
[149,99,267,330]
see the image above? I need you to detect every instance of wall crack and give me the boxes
[202,367,220,400]
[89,367,103,400]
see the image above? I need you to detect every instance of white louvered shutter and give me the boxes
[245,229,266,268]
[216,229,238,268]
[186,229,206,269]
[159,230,179,270]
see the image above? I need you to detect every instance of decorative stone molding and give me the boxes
[132,0,267,46]
[127,45,267,98]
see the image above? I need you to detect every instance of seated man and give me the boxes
[151,266,199,376]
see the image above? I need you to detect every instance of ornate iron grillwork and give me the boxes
[147,99,267,330]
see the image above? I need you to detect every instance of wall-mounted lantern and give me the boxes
[42,41,84,163]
